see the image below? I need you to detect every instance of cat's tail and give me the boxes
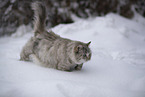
[31,2,46,35]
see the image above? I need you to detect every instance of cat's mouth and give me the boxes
[79,59,86,64]
[75,55,91,64]
[77,58,90,64]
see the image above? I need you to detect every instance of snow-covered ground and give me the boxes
[0,13,145,97]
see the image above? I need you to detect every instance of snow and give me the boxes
[4,5,12,15]
[0,13,145,97]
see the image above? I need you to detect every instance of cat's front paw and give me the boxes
[57,65,72,72]
[75,64,83,70]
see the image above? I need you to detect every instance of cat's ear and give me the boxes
[86,41,91,46]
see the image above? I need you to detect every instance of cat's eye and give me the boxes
[78,47,80,50]
[83,47,87,53]
[77,47,80,52]
[75,46,80,54]
[82,47,85,50]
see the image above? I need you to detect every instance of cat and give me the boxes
[20,1,92,71]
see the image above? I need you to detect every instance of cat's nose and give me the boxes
[86,53,89,58]
[86,53,91,60]
[83,54,86,57]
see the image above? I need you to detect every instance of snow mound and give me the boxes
[0,13,145,97]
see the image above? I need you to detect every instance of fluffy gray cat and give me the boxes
[20,2,92,71]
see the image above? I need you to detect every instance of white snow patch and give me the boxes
[5,5,12,15]
[0,13,145,97]
[10,0,16,3]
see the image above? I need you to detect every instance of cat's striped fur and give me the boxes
[20,2,92,71]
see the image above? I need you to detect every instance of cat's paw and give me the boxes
[75,64,83,70]
[57,65,72,72]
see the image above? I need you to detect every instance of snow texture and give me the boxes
[0,13,145,97]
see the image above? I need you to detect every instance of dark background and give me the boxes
[0,0,145,36]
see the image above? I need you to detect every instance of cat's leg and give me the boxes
[20,38,34,61]
[20,48,33,61]
[75,63,83,70]
[57,64,72,72]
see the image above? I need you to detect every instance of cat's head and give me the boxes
[74,41,92,64]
